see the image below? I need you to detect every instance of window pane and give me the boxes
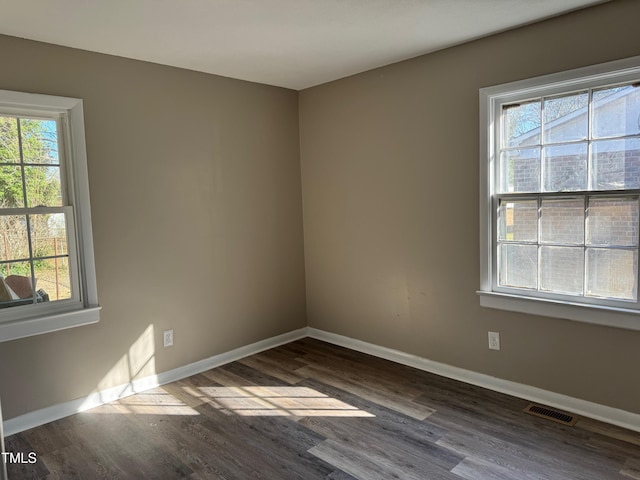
[500,148,540,193]
[503,101,541,148]
[4,273,38,301]
[591,138,640,190]
[0,215,29,261]
[20,119,59,165]
[31,213,68,259]
[0,212,73,306]
[0,165,25,208]
[499,244,537,289]
[543,143,588,192]
[0,261,34,308]
[0,116,20,163]
[25,165,62,207]
[34,257,71,301]
[587,197,639,246]
[593,84,640,139]
[543,92,588,143]
[31,212,72,302]
[586,248,637,300]
[540,198,584,245]
[540,246,584,295]
[498,200,537,242]
[0,261,31,281]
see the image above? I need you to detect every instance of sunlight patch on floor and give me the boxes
[192,386,375,417]
[90,388,199,416]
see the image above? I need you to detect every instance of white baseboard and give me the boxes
[5,325,640,437]
[307,327,640,433]
[3,327,307,436]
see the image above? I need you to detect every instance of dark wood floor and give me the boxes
[5,337,640,479]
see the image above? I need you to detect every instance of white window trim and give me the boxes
[478,55,640,331]
[0,90,100,342]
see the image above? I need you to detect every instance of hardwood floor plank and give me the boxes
[248,346,311,371]
[296,378,449,445]
[302,415,462,474]
[294,379,462,477]
[326,470,359,480]
[434,418,626,480]
[38,443,133,480]
[202,361,290,388]
[296,364,435,420]
[183,410,337,479]
[185,472,227,480]
[293,341,430,398]
[416,386,633,475]
[451,456,545,480]
[64,405,194,480]
[238,354,308,384]
[4,434,50,479]
[621,458,640,479]
[159,374,223,409]
[20,423,73,457]
[309,438,460,480]
[435,430,569,480]
[103,400,244,479]
[577,416,640,447]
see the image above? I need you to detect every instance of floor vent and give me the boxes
[523,404,578,426]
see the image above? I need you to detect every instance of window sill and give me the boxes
[0,306,101,343]
[477,291,640,331]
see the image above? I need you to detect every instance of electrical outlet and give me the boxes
[488,331,500,350]
[163,329,174,347]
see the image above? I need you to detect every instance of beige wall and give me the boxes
[0,35,306,419]
[300,0,640,414]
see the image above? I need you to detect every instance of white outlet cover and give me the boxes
[163,329,174,347]
[488,331,500,351]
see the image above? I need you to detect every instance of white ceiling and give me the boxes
[0,0,608,90]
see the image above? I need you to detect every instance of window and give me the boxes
[0,90,99,342]
[479,56,640,330]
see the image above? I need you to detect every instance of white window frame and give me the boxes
[0,90,100,342]
[479,55,640,331]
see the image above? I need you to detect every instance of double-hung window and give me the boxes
[479,56,640,330]
[0,90,99,342]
